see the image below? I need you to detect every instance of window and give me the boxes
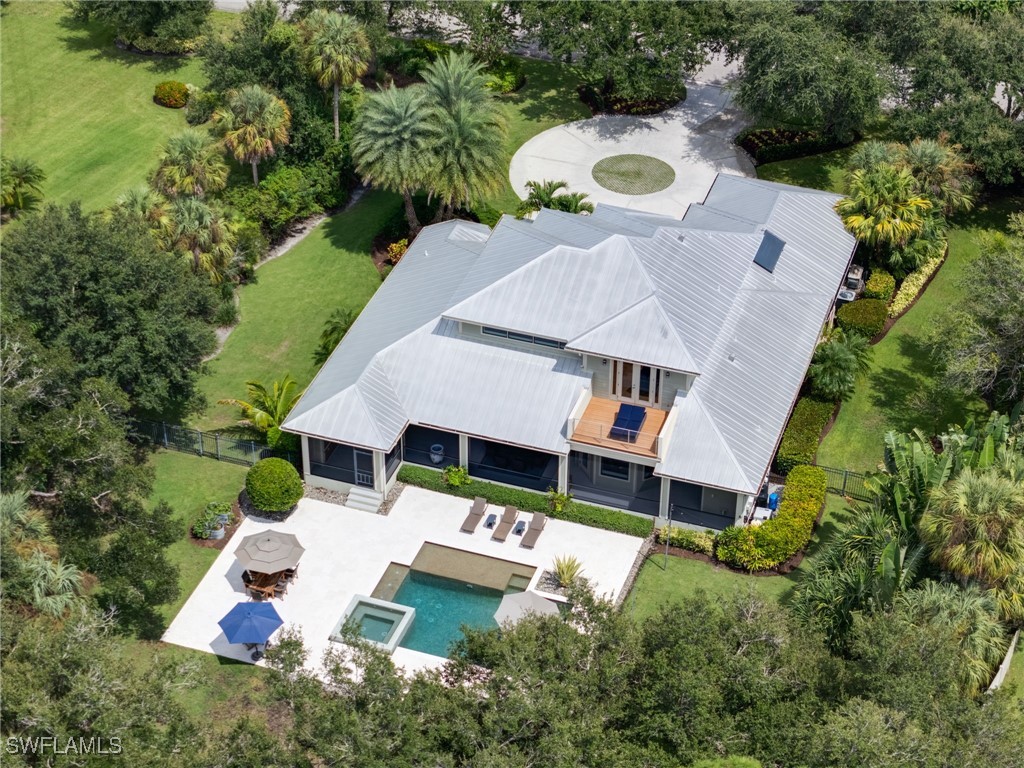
[599,457,630,481]
[481,326,566,349]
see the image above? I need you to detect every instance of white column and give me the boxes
[300,435,311,479]
[558,454,568,492]
[373,450,385,493]
[659,477,671,520]
[459,434,469,468]
[735,493,749,526]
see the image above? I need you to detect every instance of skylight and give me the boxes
[753,231,785,273]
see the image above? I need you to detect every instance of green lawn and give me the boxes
[816,198,1020,471]
[627,495,852,622]
[194,190,400,430]
[1004,636,1024,702]
[0,2,214,210]
[486,58,590,214]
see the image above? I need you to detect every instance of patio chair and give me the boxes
[283,564,299,581]
[491,505,518,542]
[460,496,487,534]
[520,512,547,549]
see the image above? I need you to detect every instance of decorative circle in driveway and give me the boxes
[592,154,676,195]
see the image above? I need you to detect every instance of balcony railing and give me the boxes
[569,417,660,457]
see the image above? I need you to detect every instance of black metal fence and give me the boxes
[818,465,872,501]
[133,419,301,469]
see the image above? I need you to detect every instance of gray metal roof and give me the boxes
[284,174,856,494]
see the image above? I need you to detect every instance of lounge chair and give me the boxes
[609,403,647,443]
[491,505,518,542]
[460,496,487,533]
[520,511,547,549]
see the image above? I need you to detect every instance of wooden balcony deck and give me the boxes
[570,397,668,459]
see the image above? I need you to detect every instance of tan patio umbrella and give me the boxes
[494,590,560,625]
[234,530,305,574]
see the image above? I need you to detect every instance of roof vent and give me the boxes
[753,231,785,273]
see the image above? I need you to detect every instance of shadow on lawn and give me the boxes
[505,62,588,126]
[56,15,191,75]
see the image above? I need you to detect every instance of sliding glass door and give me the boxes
[612,361,660,406]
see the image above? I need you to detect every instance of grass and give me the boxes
[0,2,212,210]
[486,57,590,214]
[1004,636,1024,702]
[627,494,852,622]
[816,197,1020,471]
[592,154,676,195]
[193,190,399,430]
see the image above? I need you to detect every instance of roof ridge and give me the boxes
[565,292,655,343]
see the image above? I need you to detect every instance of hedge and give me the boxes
[656,526,715,555]
[397,464,653,538]
[246,458,303,513]
[154,81,188,109]
[776,397,834,474]
[863,269,896,302]
[735,127,846,164]
[836,298,888,339]
[715,465,827,571]
[889,256,943,318]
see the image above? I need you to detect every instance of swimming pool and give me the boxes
[391,570,520,657]
[329,595,415,653]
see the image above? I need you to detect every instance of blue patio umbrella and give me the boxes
[218,601,283,646]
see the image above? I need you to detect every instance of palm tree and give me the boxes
[0,155,46,212]
[898,137,975,216]
[218,376,302,433]
[214,85,291,185]
[517,180,595,218]
[313,308,358,366]
[303,9,370,142]
[847,140,901,174]
[153,129,229,198]
[167,197,236,282]
[834,165,932,252]
[1,490,54,557]
[23,550,82,618]
[352,84,435,233]
[919,468,1024,588]
[421,49,494,113]
[113,185,172,244]
[901,581,1009,696]
[809,329,873,401]
[429,98,507,220]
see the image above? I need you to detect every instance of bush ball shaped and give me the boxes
[245,458,303,513]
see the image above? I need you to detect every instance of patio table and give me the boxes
[247,570,285,600]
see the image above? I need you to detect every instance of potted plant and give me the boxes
[192,509,225,540]
[207,500,234,528]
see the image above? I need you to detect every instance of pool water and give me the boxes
[358,613,396,644]
[392,570,516,657]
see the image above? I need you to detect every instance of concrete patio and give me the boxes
[162,486,646,675]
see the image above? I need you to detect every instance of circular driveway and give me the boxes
[509,82,754,218]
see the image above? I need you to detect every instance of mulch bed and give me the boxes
[577,85,681,116]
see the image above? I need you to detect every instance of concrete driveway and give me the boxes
[509,81,754,218]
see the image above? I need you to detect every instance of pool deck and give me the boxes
[162,486,647,675]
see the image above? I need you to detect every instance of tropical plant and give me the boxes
[898,137,976,216]
[517,179,595,218]
[919,467,1024,588]
[166,197,236,282]
[0,490,54,557]
[114,184,171,235]
[809,329,873,401]
[303,9,371,142]
[552,554,584,588]
[900,580,1009,696]
[352,84,435,233]
[442,464,471,488]
[420,49,495,113]
[218,375,302,433]
[214,85,292,185]
[21,551,83,618]
[847,140,902,174]
[153,129,229,199]
[0,155,46,214]
[386,239,408,264]
[547,487,573,515]
[835,165,932,255]
[313,307,358,366]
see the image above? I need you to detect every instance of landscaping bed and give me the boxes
[577,83,686,116]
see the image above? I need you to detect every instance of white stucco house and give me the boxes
[281,174,857,530]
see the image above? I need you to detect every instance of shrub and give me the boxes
[836,298,888,339]
[552,555,584,588]
[863,269,896,302]
[735,127,846,164]
[716,466,827,571]
[245,458,303,513]
[213,297,238,327]
[547,488,573,515]
[889,256,943,318]
[206,501,235,526]
[776,397,833,473]
[185,89,219,126]
[154,81,188,109]
[484,55,526,94]
[473,203,502,228]
[397,464,653,537]
[442,464,471,488]
[222,165,322,242]
[386,239,408,265]
[191,509,219,539]
[656,526,716,556]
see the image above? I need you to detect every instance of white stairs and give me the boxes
[345,486,383,514]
